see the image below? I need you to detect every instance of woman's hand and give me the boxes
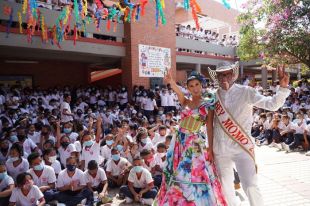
[164,68,173,84]
[207,148,214,163]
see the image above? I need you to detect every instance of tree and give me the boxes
[237,0,310,69]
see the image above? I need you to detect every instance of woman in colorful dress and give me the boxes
[153,70,227,206]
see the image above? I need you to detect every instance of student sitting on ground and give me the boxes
[0,162,15,205]
[120,156,158,205]
[9,172,45,206]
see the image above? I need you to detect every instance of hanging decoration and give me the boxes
[222,0,231,9]
[2,0,231,48]
[17,11,23,33]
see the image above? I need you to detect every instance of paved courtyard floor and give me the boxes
[101,146,310,206]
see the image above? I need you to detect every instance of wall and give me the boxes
[0,60,89,88]
[121,0,177,91]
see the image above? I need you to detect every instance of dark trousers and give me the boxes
[56,188,93,206]
[92,183,104,193]
[282,132,294,145]
[264,129,273,144]
[119,185,158,199]
[153,175,162,188]
[0,196,10,205]
[44,189,59,203]
[289,134,310,150]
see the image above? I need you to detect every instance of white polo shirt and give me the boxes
[28,165,56,187]
[60,101,73,123]
[58,144,77,166]
[6,158,29,181]
[84,167,107,187]
[57,168,86,188]
[100,145,112,161]
[106,157,130,176]
[9,185,44,206]
[0,174,14,192]
[128,167,153,188]
[81,142,102,167]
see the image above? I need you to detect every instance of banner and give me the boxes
[138,44,171,77]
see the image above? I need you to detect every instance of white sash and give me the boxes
[214,91,255,162]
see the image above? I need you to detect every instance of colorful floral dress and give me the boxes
[153,95,227,206]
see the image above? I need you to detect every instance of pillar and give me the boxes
[272,69,277,82]
[195,64,201,73]
[261,67,268,89]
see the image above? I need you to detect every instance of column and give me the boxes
[272,69,277,82]
[195,64,201,73]
[261,66,268,89]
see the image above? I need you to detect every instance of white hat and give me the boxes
[208,61,239,84]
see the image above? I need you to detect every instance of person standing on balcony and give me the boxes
[207,62,290,206]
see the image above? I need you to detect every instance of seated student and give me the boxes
[84,160,112,203]
[80,117,103,170]
[0,163,15,205]
[100,134,114,165]
[56,156,93,206]
[27,152,58,203]
[62,122,79,144]
[278,114,295,146]
[284,113,307,152]
[56,122,77,167]
[269,118,282,150]
[140,149,161,188]
[262,112,274,144]
[42,148,61,176]
[151,125,167,146]
[164,134,172,150]
[120,157,158,205]
[16,127,38,158]
[9,172,45,206]
[6,143,29,181]
[0,138,10,163]
[304,124,310,156]
[106,147,131,188]
[136,128,154,153]
[254,113,267,145]
[154,142,167,177]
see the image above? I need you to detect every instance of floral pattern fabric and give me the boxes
[153,95,227,206]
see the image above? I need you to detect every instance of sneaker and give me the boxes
[283,144,291,153]
[268,142,276,148]
[262,140,268,145]
[255,139,261,146]
[125,197,133,203]
[140,198,154,205]
[118,193,125,200]
[275,143,283,151]
[305,151,310,156]
[80,198,87,205]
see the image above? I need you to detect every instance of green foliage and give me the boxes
[237,0,310,68]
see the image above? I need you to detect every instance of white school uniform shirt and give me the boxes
[213,84,290,156]
[143,98,156,111]
[0,174,14,192]
[160,92,168,107]
[28,165,56,187]
[305,124,310,136]
[263,119,273,130]
[119,92,128,105]
[292,121,307,134]
[44,160,62,175]
[60,101,73,123]
[100,145,112,161]
[6,158,29,181]
[142,158,156,172]
[81,142,103,167]
[58,144,77,166]
[57,168,86,188]
[167,93,176,107]
[154,153,167,169]
[106,157,130,176]
[27,132,41,144]
[279,122,294,133]
[84,168,107,187]
[138,141,154,153]
[9,185,44,206]
[22,139,37,157]
[128,167,153,188]
[152,134,166,146]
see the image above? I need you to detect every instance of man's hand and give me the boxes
[134,193,140,202]
[278,65,289,88]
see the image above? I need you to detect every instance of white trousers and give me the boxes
[215,151,264,206]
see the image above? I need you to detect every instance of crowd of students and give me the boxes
[0,77,308,205]
[250,79,310,156]
[176,24,238,47]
